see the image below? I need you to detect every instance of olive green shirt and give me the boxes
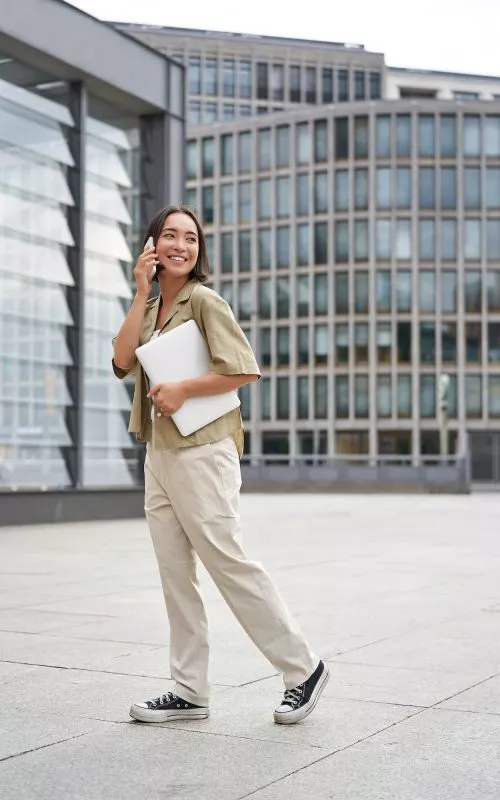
[112,280,260,457]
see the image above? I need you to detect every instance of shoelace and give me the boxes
[147,692,175,709]
[282,685,304,708]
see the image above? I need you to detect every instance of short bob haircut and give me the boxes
[142,205,209,284]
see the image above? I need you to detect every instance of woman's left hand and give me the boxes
[147,382,187,415]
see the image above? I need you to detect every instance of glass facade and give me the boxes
[187,103,500,460]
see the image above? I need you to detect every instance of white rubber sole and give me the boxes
[129,705,209,723]
[274,664,330,725]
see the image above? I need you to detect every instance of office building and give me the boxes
[0,0,184,501]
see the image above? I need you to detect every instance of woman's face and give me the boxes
[155,212,199,280]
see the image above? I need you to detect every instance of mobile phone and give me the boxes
[144,236,156,280]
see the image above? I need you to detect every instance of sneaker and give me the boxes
[274,660,329,725]
[129,692,209,723]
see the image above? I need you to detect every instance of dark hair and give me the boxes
[142,205,209,284]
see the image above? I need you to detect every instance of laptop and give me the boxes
[135,319,241,437]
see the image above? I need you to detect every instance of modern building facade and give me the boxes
[0,0,184,497]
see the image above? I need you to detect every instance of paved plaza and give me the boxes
[1,494,500,799]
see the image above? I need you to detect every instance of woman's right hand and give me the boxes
[134,245,159,297]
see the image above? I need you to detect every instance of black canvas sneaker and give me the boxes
[129,692,209,723]
[274,660,329,725]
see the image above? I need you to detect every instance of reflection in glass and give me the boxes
[315,325,328,365]
[376,270,391,312]
[376,220,391,261]
[322,68,333,103]
[419,219,436,261]
[335,323,349,364]
[297,224,309,266]
[464,219,481,261]
[396,219,411,260]
[377,322,392,365]
[338,70,349,102]
[306,67,317,103]
[396,270,412,312]
[297,275,309,316]
[441,271,457,313]
[297,122,311,164]
[276,278,290,318]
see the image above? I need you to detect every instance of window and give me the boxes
[355,168,368,210]
[204,103,218,124]
[420,375,436,418]
[202,186,214,224]
[335,376,348,418]
[354,117,369,158]
[222,59,235,97]
[418,115,435,157]
[238,132,252,173]
[370,72,381,99]
[221,232,233,273]
[297,275,309,316]
[203,58,217,95]
[355,323,369,364]
[315,376,329,419]
[464,167,481,209]
[271,64,284,101]
[186,141,197,180]
[376,270,391,312]
[335,170,349,211]
[355,71,366,100]
[487,219,500,261]
[297,326,309,366]
[220,135,233,175]
[376,220,391,261]
[419,271,436,312]
[396,270,412,312]
[258,228,271,269]
[355,272,369,313]
[419,219,436,261]
[464,115,481,156]
[396,167,411,209]
[335,118,349,159]
[376,116,391,158]
[466,322,482,364]
[314,223,328,264]
[377,375,392,418]
[184,187,196,210]
[258,128,271,171]
[306,67,317,103]
[454,90,478,101]
[396,114,411,156]
[335,272,349,313]
[322,68,333,103]
[441,219,457,261]
[276,278,290,318]
[296,173,309,216]
[441,322,457,364]
[202,138,214,178]
[220,281,233,306]
[222,104,235,120]
[258,278,272,318]
[338,69,349,102]
[487,167,500,208]
[397,375,412,418]
[297,123,311,164]
[238,281,252,321]
[419,167,435,209]
[397,322,411,364]
[277,329,290,366]
[188,101,201,124]
[465,271,482,312]
[276,176,290,218]
[441,167,456,209]
[238,181,251,223]
[484,116,500,156]
[239,230,251,271]
[276,226,289,268]
[355,376,369,418]
[440,115,457,157]
[276,126,290,168]
[256,179,271,222]
[239,61,252,99]
[290,65,301,102]
[465,375,482,419]
[354,220,369,262]
[464,219,481,261]
[260,378,271,420]
[420,322,436,364]
[239,384,251,421]
[488,270,500,310]
[335,221,349,263]
[489,376,500,418]
[376,167,391,209]
[220,184,234,224]
[396,219,411,260]
[314,119,328,162]
[314,273,328,315]
[188,56,201,94]
[314,324,328,365]
[257,62,268,99]
[297,224,310,266]
[441,271,457,313]
[297,377,309,419]
[314,172,328,213]
[262,431,289,456]
[377,322,392,365]
[260,328,271,366]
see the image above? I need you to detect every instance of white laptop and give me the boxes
[135,319,241,437]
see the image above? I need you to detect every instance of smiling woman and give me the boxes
[110,204,328,728]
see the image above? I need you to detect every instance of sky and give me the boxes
[67,0,500,78]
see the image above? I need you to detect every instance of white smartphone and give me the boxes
[144,236,156,280]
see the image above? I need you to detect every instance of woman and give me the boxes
[112,205,328,725]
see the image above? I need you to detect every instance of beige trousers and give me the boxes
[144,435,318,706]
